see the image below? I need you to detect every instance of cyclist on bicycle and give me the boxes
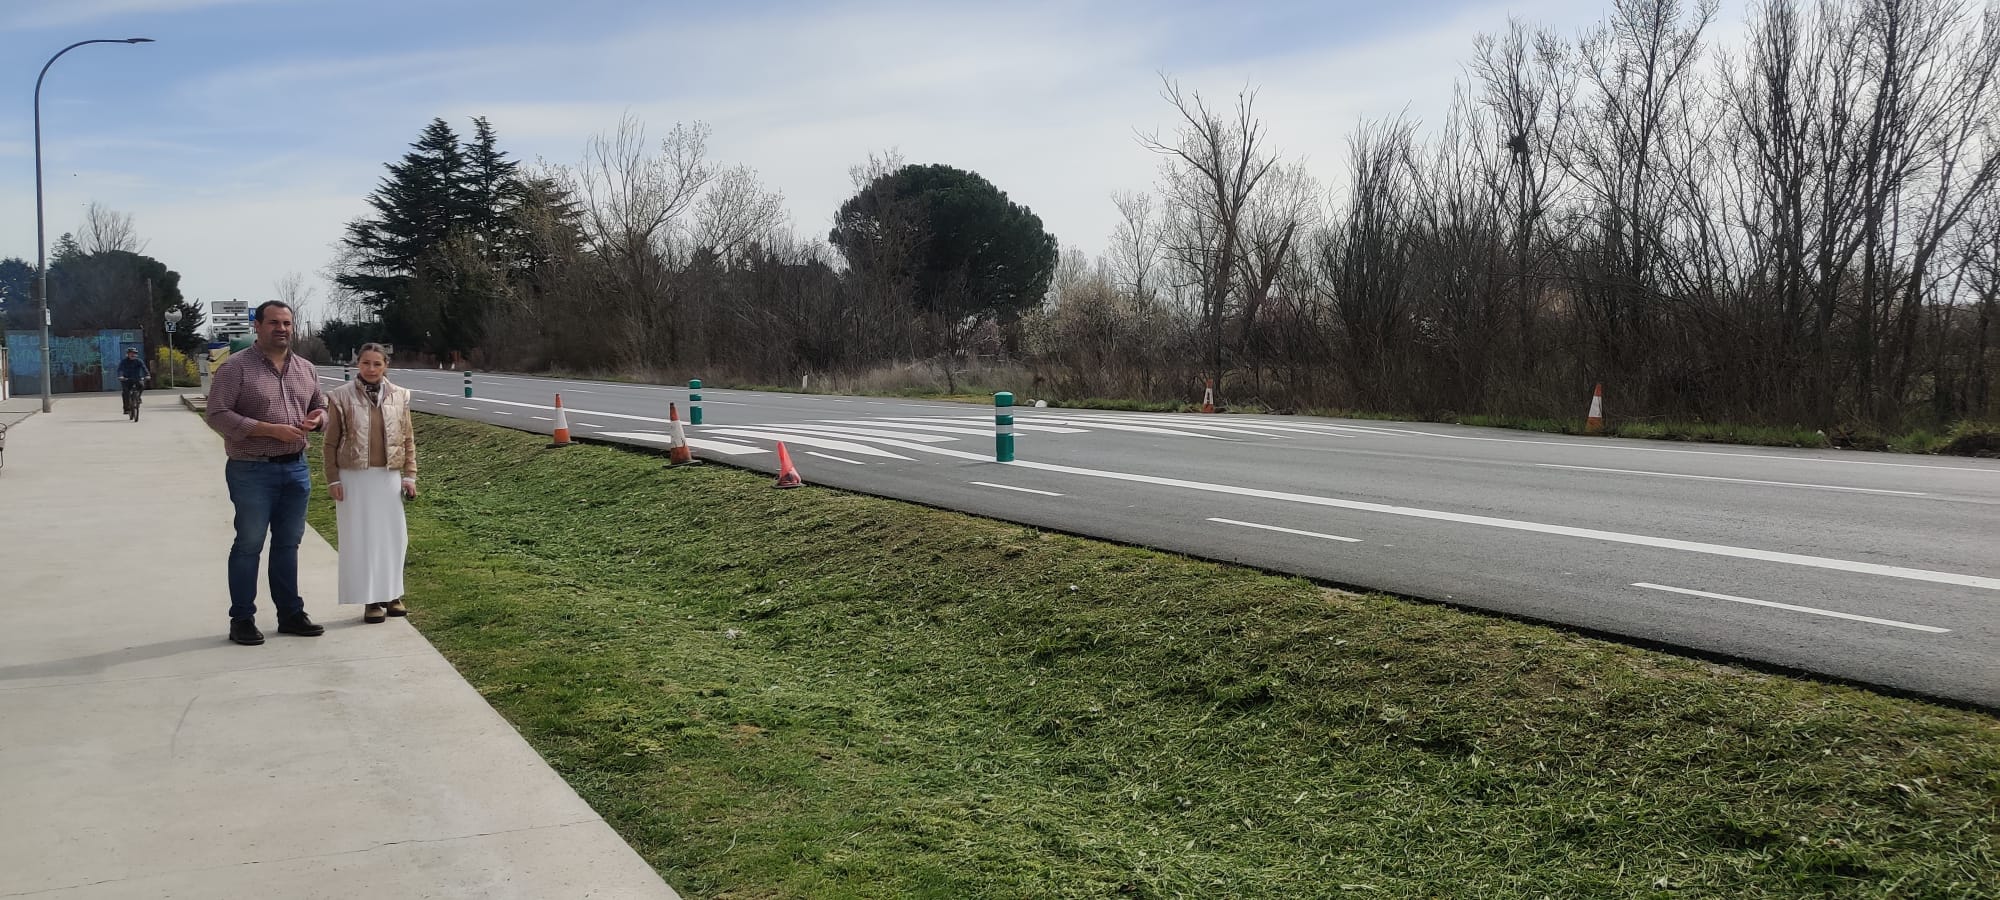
[118,348,150,407]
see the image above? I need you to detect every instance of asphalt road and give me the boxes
[338,367,2000,707]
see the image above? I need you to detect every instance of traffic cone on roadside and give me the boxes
[550,394,573,447]
[1585,383,1605,433]
[667,402,694,465]
[1202,379,1216,414]
[773,442,803,489]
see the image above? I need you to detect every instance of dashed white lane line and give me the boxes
[806,451,868,466]
[1207,517,1362,543]
[1632,583,1950,633]
[577,422,608,428]
[971,481,1064,497]
[530,416,552,421]
[491,411,513,416]
[1537,464,1928,496]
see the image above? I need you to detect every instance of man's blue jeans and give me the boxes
[224,459,311,620]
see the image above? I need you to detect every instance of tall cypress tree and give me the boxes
[463,116,521,258]
[337,118,470,350]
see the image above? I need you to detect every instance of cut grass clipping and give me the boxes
[308,416,1998,899]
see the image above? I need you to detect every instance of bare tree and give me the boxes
[1325,116,1420,409]
[695,166,788,262]
[1233,161,1321,386]
[78,202,148,256]
[1472,19,1575,373]
[559,115,719,368]
[1107,190,1161,305]
[1140,76,1281,398]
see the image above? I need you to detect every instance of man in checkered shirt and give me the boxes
[204,301,329,646]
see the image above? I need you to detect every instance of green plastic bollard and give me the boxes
[690,379,703,425]
[995,391,1014,462]
[464,371,473,398]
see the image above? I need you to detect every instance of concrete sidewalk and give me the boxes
[0,394,679,899]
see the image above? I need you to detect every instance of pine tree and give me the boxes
[336,118,471,348]
[464,116,522,260]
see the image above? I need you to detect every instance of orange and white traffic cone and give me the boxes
[1202,379,1216,414]
[1585,383,1605,433]
[550,394,573,447]
[773,441,803,489]
[667,402,694,465]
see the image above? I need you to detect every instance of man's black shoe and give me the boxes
[276,613,325,637]
[230,618,265,645]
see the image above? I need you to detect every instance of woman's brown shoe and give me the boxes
[364,603,387,623]
[386,599,408,618]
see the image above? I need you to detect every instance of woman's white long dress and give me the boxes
[335,389,408,610]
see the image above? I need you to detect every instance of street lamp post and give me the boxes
[164,307,182,386]
[35,37,154,413]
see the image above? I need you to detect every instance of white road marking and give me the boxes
[831,419,1000,437]
[1207,517,1361,543]
[491,411,513,416]
[971,481,1063,497]
[1536,464,1928,496]
[467,396,670,425]
[598,431,768,455]
[577,421,608,428]
[767,423,957,443]
[806,451,868,466]
[1004,416,1234,441]
[1054,414,1295,438]
[970,457,2000,592]
[1140,417,1358,436]
[701,428,913,460]
[1632,583,1950,633]
[871,417,1086,434]
[530,416,552,421]
[1344,424,1998,473]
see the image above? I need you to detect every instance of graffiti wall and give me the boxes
[4,331,143,395]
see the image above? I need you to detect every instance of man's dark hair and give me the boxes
[253,300,293,322]
[125,347,138,354]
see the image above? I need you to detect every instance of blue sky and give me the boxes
[0,0,1744,327]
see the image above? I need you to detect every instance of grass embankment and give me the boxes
[309,417,1998,898]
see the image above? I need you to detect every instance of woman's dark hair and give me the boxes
[356,342,390,362]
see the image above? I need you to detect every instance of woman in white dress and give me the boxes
[321,343,418,623]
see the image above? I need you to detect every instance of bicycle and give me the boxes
[122,379,146,422]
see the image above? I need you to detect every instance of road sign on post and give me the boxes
[689,379,703,425]
[995,391,1015,462]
